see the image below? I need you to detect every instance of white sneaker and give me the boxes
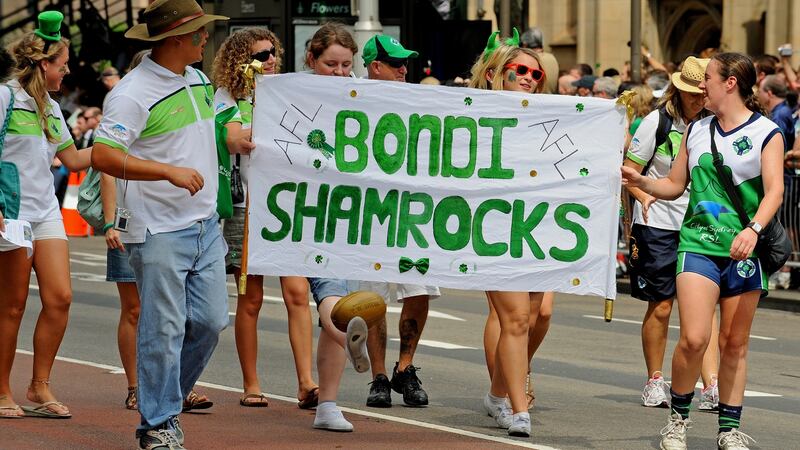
[345,317,370,373]
[698,380,719,411]
[776,271,791,289]
[313,403,354,432]
[642,376,669,407]
[717,429,755,450]
[767,272,779,290]
[508,412,531,437]
[483,394,512,429]
[659,413,691,450]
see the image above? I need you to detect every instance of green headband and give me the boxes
[482,27,520,61]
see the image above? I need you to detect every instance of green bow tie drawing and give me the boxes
[399,257,429,275]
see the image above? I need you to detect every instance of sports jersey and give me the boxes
[679,113,782,257]
[0,79,73,222]
[94,54,217,243]
[627,109,689,230]
[214,88,252,208]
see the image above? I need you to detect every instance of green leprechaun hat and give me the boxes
[34,11,64,42]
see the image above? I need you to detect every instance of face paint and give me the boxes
[191,31,202,47]
[508,71,517,82]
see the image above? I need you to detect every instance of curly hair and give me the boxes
[468,44,545,93]
[212,27,283,100]
[8,32,69,143]
[304,22,357,68]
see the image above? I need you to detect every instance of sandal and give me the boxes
[525,372,535,410]
[24,379,71,418]
[183,390,213,412]
[297,386,319,409]
[239,393,269,407]
[125,386,137,410]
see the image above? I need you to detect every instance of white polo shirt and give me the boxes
[94,54,217,243]
[0,79,73,222]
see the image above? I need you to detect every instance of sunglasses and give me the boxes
[251,47,276,62]
[504,64,544,81]
[379,58,408,69]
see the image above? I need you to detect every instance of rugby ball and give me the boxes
[331,290,387,332]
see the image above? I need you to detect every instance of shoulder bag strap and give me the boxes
[708,119,751,229]
[0,85,15,160]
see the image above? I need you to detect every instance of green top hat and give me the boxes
[34,11,64,42]
[362,35,418,66]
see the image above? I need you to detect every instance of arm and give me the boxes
[779,47,799,90]
[642,46,667,73]
[729,133,785,260]
[622,159,656,224]
[622,130,690,200]
[99,173,124,251]
[224,122,255,155]
[57,144,92,171]
[92,143,205,195]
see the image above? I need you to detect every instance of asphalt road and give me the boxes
[7,237,800,449]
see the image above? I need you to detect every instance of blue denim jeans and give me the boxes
[127,216,229,430]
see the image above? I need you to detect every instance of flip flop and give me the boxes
[21,401,71,419]
[0,405,25,419]
[239,393,269,407]
[183,390,213,412]
[297,387,319,410]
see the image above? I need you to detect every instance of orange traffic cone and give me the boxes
[62,170,93,237]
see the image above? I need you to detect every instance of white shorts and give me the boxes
[0,219,66,253]
[355,281,441,304]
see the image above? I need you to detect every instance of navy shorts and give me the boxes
[677,252,767,297]
[628,224,679,302]
[106,247,136,283]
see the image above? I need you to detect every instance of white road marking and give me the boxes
[69,258,106,267]
[583,314,777,341]
[70,251,108,262]
[15,349,559,450]
[390,338,477,350]
[689,381,782,398]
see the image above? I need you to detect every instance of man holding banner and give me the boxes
[359,35,441,409]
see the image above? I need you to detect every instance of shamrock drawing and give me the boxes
[464,97,473,106]
[459,263,468,274]
[313,159,322,169]
[314,255,323,264]
[576,103,585,112]
[580,168,589,176]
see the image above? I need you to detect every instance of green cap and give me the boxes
[362,35,418,66]
[34,11,64,42]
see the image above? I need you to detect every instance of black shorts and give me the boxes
[628,223,679,302]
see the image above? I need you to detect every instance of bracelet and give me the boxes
[122,153,129,180]
[103,223,114,233]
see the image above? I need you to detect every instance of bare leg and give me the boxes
[27,239,72,415]
[527,292,553,362]
[700,309,720,387]
[234,272,265,396]
[641,298,673,378]
[717,291,759,406]
[367,316,387,377]
[0,248,33,410]
[483,292,500,380]
[316,296,346,402]
[489,291,535,413]
[116,281,140,388]
[279,276,318,400]
[397,295,429,371]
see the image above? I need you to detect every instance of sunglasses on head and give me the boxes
[504,63,544,81]
[251,47,276,62]
[379,58,408,69]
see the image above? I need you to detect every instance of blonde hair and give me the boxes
[629,85,654,119]
[8,33,69,143]
[656,83,710,122]
[469,45,546,93]
[212,27,283,100]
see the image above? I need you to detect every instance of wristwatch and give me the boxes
[746,221,763,235]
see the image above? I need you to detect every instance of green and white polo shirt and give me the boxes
[214,88,252,208]
[627,109,689,231]
[679,113,782,257]
[0,79,73,222]
[94,54,217,244]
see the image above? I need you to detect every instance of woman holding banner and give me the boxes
[468,37,548,437]
[623,57,721,411]
[212,28,323,409]
[623,53,783,450]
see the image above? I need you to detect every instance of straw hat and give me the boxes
[125,0,228,42]
[671,56,709,94]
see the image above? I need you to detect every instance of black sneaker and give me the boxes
[136,422,184,449]
[390,363,429,407]
[366,374,392,407]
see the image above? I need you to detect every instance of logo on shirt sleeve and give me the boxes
[110,124,130,141]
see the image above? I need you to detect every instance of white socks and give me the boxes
[313,401,353,432]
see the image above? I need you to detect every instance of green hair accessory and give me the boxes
[482,27,520,61]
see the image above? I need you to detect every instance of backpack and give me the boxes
[641,107,674,175]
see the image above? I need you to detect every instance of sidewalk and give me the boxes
[1,353,528,450]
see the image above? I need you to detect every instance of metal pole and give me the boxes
[630,0,642,83]
[353,0,383,78]
[500,0,510,33]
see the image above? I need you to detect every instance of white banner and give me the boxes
[247,73,625,298]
